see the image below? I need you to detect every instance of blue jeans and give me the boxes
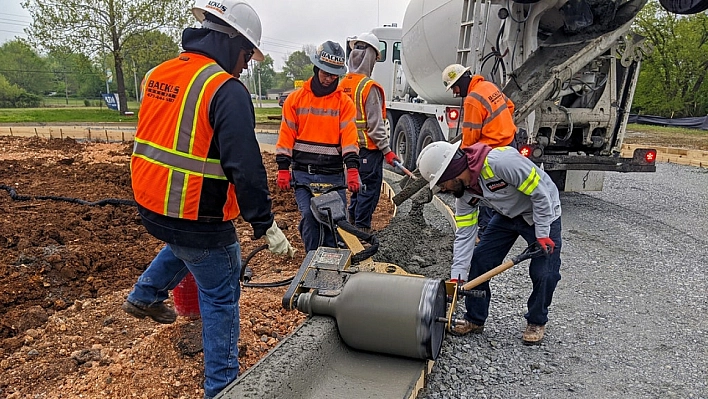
[127,242,242,399]
[348,148,383,230]
[292,170,347,252]
[464,214,562,326]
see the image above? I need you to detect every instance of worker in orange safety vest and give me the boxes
[442,63,518,238]
[124,1,294,398]
[276,40,360,252]
[340,32,400,233]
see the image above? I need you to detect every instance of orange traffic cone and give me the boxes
[173,272,200,319]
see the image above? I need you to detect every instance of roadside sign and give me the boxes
[294,80,304,88]
[101,93,120,111]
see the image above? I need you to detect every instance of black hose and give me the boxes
[240,243,296,288]
[335,220,379,264]
[0,185,135,206]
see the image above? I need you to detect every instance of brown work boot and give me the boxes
[449,320,484,336]
[522,323,545,345]
[122,300,177,324]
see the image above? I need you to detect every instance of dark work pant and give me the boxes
[478,205,494,234]
[464,213,562,326]
[292,170,346,252]
[348,148,383,229]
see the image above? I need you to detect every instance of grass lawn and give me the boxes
[0,100,282,125]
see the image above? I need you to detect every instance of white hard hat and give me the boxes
[192,0,264,61]
[417,141,462,189]
[310,41,347,76]
[442,64,471,91]
[347,32,381,61]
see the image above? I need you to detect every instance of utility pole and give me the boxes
[257,63,262,108]
[132,59,140,103]
[64,73,69,105]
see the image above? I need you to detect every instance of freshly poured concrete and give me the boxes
[217,316,431,399]
[216,168,443,399]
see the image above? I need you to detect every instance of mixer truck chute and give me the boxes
[366,0,707,194]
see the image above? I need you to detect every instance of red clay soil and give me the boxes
[0,136,393,398]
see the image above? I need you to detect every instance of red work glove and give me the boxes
[384,151,400,166]
[537,237,555,254]
[346,168,360,193]
[277,170,291,190]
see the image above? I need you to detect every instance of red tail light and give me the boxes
[446,107,460,127]
[447,108,459,120]
[644,149,656,163]
[519,145,532,157]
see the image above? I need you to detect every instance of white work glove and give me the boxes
[264,221,296,258]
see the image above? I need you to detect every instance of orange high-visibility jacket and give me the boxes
[131,53,239,221]
[339,73,386,151]
[276,78,359,170]
[461,75,517,148]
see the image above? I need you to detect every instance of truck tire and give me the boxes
[416,117,445,155]
[392,114,423,171]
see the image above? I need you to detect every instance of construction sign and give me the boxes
[294,80,304,88]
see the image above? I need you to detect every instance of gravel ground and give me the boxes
[380,164,707,399]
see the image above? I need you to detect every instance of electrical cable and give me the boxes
[0,185,298,288]
[240,244,295,288]
[0,185,135,206]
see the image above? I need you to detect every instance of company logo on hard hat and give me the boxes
[205,1,227,14]
[317,45,344,67]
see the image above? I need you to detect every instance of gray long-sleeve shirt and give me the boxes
[450,147,561,279]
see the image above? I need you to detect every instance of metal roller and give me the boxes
[296,272,447,360]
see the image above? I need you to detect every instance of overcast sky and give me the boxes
[0,0,411,70]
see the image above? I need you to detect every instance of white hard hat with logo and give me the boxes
[417,140,463,189]
[442,64,471,91]
[310,41,347,76]
[192,0,264,61]
[347,32,381,61]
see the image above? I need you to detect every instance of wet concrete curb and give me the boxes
[217,167,447,399]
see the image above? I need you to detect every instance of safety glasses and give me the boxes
[243,48,255,63]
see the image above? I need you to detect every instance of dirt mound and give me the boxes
[0,136,393,398]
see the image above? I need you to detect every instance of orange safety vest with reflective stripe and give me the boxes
[276,78,358,170]
[461,75,517,149]
[339,73,386,151]
[131,53,239,221]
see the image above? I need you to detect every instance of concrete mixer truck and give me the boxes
[357,0,707,193]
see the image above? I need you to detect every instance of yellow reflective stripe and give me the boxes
[518,167,541,195]
[179,173,190,218]
[354,78,372,147]
[496,146,512,151]
[455,210,478,228]
[164,167,174,215]
[174,63,214,149]
[133,138,226,179]
[481,157,494,179]
[189,72,222,153]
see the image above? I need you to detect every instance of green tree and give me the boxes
[633,0,708,117]
[46,49,105,100]
[122,30,180,100]
[22,0,190,114]
[283,49,314,83]
[242,54,277,97]
[0,74,41,108]
[0,40,52,95]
